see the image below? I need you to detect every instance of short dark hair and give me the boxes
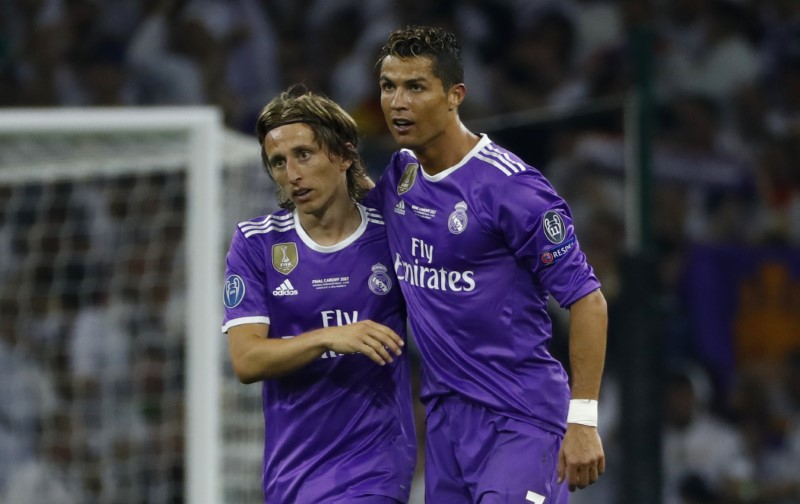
[377,25,464,91]
[255,85,369,209]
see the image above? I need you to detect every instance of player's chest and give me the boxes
[385,178,498,267]
[263,241,397,319]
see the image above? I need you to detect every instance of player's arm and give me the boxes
[227,321,405,383]
[568,288,607,405]
[558,288,608,491]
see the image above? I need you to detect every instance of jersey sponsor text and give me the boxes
[395,237,475,292]
[394,254,476,292]
[320,309,358,359]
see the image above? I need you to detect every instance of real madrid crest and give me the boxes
[448,201,469,234]
[272,242,299,275]
[397,163,419,195]
[368,263,393,295]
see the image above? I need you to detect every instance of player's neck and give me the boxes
[297,197,361,247]
[415,122,479,176]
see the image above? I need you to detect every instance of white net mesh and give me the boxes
[219,143,279,504]
[0,110,273,503]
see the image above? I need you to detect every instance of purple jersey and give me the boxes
[364,135,601,435]
[221,204,416,503]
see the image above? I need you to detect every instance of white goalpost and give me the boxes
[0,107,270,503]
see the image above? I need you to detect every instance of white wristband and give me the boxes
[567,399,598,427]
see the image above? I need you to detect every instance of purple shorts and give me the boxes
[424,395,568,503]
[344,497,402,504]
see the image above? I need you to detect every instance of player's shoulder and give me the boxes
[469,138,565,212]
[235,209,296,241]
[471,136,539,180]
[359,203,386,226]
[470,137,558,198]
[388,148,419,171]
[353,203,392,249]
[372,149,420,199]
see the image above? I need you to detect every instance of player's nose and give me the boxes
[285,160,302,183]
[391,89,409,109]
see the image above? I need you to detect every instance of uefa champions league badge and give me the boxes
[368,263,393,295]
[542,210,566,244]
[448,201,468,234]
[223,274,246,308]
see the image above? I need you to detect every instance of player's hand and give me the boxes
[557,424,605,492]
[322,320,404,365]
[362,176,376,190]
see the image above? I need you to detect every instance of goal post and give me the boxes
[0,107,267,503]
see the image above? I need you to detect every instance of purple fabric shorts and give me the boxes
[424,395,568,504]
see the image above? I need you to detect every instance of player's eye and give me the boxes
[381,82,394,92]
[271,159,286,169]
[298,150,312,161]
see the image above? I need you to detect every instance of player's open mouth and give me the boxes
[392,118,414,133]
[292,188,312,202]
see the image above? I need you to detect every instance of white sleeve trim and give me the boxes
[221,316,270,333]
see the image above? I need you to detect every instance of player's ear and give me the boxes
[340,142,356,171]
[448,84,466,110]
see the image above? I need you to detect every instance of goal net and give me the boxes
[0,108,274,503]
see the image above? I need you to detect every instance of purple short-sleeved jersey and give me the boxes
[222,204,416,503]
[364,135,601,435]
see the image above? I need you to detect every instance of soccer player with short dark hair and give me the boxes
[365,25,608,503]
[222,86,416,503]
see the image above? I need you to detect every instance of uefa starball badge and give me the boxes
[224,274,246,308]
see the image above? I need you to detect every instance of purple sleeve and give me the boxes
[361,151,416,210]
[362,155,399,209]
[221,228,270,332]
[492,171,601,308]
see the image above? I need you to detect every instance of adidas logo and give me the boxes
[272,279,298,296]
[394,200,406,215]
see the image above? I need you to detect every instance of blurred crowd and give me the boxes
[1,0,800,503]
[1,0,798,239]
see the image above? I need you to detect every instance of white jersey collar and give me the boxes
[293,204,367,253]
[420,134,492,182]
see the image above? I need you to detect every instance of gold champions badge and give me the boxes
[272,242,298,275]
[397,163,419,195]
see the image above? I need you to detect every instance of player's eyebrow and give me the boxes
[405,77,428,86]
[268,143,317,165]
[380,75,429,86]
